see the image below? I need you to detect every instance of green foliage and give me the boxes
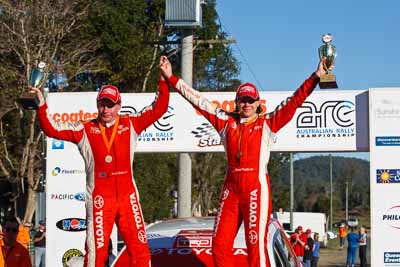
[133,153,177,222]
[279,155,370,215]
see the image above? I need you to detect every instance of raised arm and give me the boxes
[159,56,229,132]
[130,56,170,135]
[266,58,327,133]
[30,87,84,144]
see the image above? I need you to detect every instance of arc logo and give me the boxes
[51,167,85,176]
[296,100,355,139]
[376,169,400,183]
[297,100,355,128]
[121,105,175,132]
[56,218,86,232]
[52,139,64,149]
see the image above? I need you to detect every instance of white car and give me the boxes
[347,217,359,227]
[112,217,302,267]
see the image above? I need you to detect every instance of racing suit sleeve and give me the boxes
[130,79,170,135]
[37,103,84,144]
[266,73,319,133]
[168,75,229,132]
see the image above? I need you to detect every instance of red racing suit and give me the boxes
[37,80,169,267]
[168,74,319,267]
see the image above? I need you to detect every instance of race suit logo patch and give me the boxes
[138,230,147,244]
[248,230,258,245]
[130,193,144,230]
[94,195,104,209]
[95,210,104,248]
[249,189,258,229]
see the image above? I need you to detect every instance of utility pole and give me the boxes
[329,154,333,231]
[345,181,349,221]
[178,29,193,218]
[290,153,294,231]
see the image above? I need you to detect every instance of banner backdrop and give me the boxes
[46,89,367,266]
[369,88,400,267]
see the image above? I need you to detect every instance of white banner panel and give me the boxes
[45,89,368,266]
[369,88,400,267]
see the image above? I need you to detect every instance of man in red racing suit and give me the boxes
[160,57,327,267]
[31,57,170,267]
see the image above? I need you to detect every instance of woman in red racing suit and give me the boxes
[160,57,326,267]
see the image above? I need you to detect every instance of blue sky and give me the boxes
[215,0,399,161]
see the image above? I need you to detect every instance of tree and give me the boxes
[0,0,101,223]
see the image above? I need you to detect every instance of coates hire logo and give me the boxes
[52,139,64,149]
[51,167,84,176]
[382,206,400,229]
[376,169,400,184]
[120,106,175,143]
[51,192,85,202]
[384,252,400,264]
[56,218,86,232]
[296,100,355,139]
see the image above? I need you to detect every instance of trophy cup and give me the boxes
[19,61,46,110]
[318,33,338,89]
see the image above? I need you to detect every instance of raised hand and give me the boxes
[159,55,172,80]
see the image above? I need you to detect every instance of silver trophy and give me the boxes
[318,34,338,89]
[19,62,46,110]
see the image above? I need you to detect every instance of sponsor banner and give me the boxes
[384,252,400,264]
[56,218,87,232]
[376,169,400,184]
[369,88,400,266]
[376,136,400,146]
[46,90,366,153]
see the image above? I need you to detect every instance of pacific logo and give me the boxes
[56,218,86,232]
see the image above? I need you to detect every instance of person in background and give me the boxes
[358,226,367,267]
[338,223,347,249]
[291,226,306,262]
[33,220,46,267]
[1,217,32,267]
[346,227,359,267]
[311,233,320,267]
[303,229,314,267]
[16,221,31,249]
[0,224,4,266]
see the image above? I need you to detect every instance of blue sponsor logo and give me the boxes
[52,139,64,149]
[74,192,85,202]
[384,252,400,263]
[376,136,400,146]
[376,169,400,183]
[56,218,86,232]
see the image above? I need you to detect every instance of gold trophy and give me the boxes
[19,61,46,110]
[318,34,338,89]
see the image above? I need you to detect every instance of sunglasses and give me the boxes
[238,97,258,104]
[4,227,18,233]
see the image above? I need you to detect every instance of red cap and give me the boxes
[297,225,303,231]
[235,82,260,100]
[306,229,312,234]
[97,85,121,103]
